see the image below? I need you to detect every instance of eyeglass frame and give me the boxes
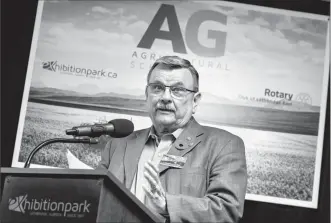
[146,83,198,99]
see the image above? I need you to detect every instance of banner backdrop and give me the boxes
[12,0,329,208]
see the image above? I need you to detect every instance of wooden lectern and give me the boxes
[0,167,163,223]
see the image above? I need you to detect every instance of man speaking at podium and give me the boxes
[98,56,247,223]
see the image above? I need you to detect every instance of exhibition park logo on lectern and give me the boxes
[0,177,101,222]
[8,194,91,218]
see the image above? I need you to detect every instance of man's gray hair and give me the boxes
[147,56,199,92]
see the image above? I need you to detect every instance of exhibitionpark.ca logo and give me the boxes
[42,61,117,78]
[8,194,91,217]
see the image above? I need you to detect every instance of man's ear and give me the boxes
[145,86,148,100]
[192,92,201,114]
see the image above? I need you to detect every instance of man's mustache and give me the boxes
[156,104,175,112]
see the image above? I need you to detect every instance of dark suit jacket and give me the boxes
[98,117,247,223]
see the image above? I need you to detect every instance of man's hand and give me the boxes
[143,160,167,215]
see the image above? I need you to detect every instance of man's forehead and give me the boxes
[150,66,194,84]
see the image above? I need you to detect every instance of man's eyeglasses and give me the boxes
[147,83,198,99]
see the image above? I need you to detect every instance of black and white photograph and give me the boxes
[11,0,329,210]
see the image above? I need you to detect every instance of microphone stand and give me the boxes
[24,137,99,168]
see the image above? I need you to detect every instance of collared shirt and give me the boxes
[130,126,183,204]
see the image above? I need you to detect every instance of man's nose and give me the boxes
[160,87,172,103]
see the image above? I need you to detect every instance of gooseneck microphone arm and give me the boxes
[24,137,98,168]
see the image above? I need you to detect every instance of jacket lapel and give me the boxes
[159,118,204,174]
[124,128,150,189]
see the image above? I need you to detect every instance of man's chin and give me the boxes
[155,115,176,126]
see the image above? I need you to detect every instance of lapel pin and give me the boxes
[175,140,187,150]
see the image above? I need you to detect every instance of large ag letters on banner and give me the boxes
[138,4,227,57]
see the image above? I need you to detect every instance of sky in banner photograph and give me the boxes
[31,0,328,106]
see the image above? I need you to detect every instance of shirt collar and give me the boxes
[147,126,184,145]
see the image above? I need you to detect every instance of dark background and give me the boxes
[1,0,329,223]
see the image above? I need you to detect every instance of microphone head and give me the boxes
[65,129,77,135]
[108,119,134,138]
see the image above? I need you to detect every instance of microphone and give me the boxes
[65,119,134,138]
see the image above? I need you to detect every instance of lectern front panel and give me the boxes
[0,176,101,223]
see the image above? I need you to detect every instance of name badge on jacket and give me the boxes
[160,154,187,168]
